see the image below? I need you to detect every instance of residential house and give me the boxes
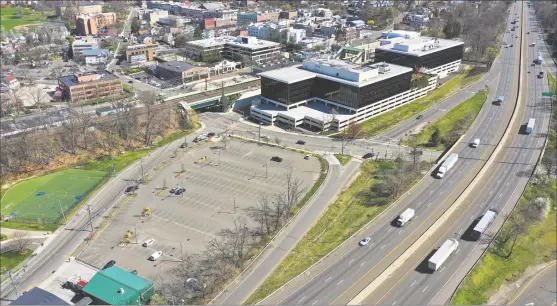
[1,75,19,92]
[82,49,109,65]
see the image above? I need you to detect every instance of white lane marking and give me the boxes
[422,286,429,293]
[337,280,344,286]
[369,242,375,247]
[497,180,500,184]
[427,203,432,207]
[380,245,386,250]
[507,182,510,186]
[312,300,319,305]
[298,297,306,304]
[410,280,416,287]
[449,180,453,184]
[440,266,446,272]
[349,258,355,264]
[455,248,461,254]
[458,228,463,234]
[360,261,367,267]
[388,228,394,233]
[490,190,494,195]
[392,301,397,305]
[325,277,332,283]
[459,170,462,174]
[439,191,443,195]
[499,193,503,198]
[398,230,404,235]
[470,216,474,220]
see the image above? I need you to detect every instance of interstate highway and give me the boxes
[260,2,525,305]
[368,3,554,304]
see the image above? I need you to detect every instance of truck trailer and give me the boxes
[525,118,536,134]
[428,239,459,271]
[471,209,498,240]
[396,208,415,227]
[436,153,459,178]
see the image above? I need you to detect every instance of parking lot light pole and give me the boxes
[134,225,138,244]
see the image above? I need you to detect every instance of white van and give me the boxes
[471,138,480,148]
[142,239,155,247]
[149,251,163,261]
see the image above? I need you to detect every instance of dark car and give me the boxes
[296,140,306,145]
[416,114,424,120]
[103,260,116,270]
[180,143,187,149]
[125,185,138,193]
[271,156,283,162]
[362,153,375,159]
[510,44,513,47]
[207,132,216,137]
[131,270,138,275]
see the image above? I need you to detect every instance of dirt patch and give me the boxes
[487,261,556,305]
[12,23,41,31]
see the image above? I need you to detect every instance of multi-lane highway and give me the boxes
[364,2,554,304]
[257,2,528,305]
[509,261,557,306]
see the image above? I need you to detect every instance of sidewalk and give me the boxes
[212,157,361,304]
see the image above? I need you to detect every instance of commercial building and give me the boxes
[185,36,280,64]
[82,49,109,65]
[154,61,210,83]
[125,44,155,64]
[10,287,68,305]
[251,58,437,131]
[145,9,169,26]
[375,35,464,77]
[72,36,99,58]
[83,266,155,305]
[58,71,122,103]
[279,11,297,20]
[237,10,280,23]
[77,13,117,36]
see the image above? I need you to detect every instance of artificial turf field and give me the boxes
[1,169,107,223]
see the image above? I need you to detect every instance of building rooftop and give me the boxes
[226,36,280,50]
[10,287,68,305]
[82,48,109,57]
[72,36,98,46]
[156,60,197,73]
[83,266,153,305]
[58,71,118,87]
[126,44,155,51]
[186,36,236,48]
[259,59,412,87]
[375,36,464,57]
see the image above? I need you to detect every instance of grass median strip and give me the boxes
[245,159,429,304]
[402,89,489,151]
[334,154,352,165]
[360,69,485,137]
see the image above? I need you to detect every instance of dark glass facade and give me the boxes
[375,44,464,70]
[261,70,413,110]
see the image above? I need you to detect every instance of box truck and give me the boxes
[471,138,480,148]
[428,239,459,271]
[471,209,497,240]
[436,153,459,178]
[525,118,536,134]
[496,96,504,105]
[396,208,415,227]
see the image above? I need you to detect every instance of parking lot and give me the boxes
[77,138,320,281]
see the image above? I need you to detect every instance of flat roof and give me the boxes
[186,36,235,48]
[375,36,463,57]
[156,60,196,72]
[226,36,280,50]
[253,101,354,122]
[259,61,412,88]
[58,72,118,87]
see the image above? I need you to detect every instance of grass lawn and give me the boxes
[453,179,556,305]
[0,7,45,31]
[334,154,352,165]
[0,249,33,274]
[0,234,6,241]
[402,89,488,150]
[360,69,485,137]
[245,160,425,304]
[0,169,107,223]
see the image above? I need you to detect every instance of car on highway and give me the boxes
[510,44,513,47]
[125,185,138,193]
[296,140,306,145]
[416,114,424,120]
[304,154,311,160]
[538,71,544,79]
[103,260,116,270]
[149,251,163,261]
[142,239,155,247]
[170,185,180,193]
[271,156,283,162]
[180,143,187,149]
[362,153,375,159]
[359,237,371,246]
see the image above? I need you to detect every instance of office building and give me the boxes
[125,44,155,64]
[58,71,122,103]
[72,36,99,58]
[375,35,464,77]
[251,59,437,131]
[154,61,210,83]
[145,9,169,26]
[185,36,280,64]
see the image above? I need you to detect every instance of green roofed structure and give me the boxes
[82,266,155,305]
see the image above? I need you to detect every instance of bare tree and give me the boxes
[541,154,556,178]
[28,86,50,111]
[12,231,31,253]
[139,92,160,146]
[406,134,421,171]
[246,195,274,235]
[274,136,281,146]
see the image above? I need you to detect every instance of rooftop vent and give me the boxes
[117,288,125,294]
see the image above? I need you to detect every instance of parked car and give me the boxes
[125,185,138,193]
[149,251,163,261]
[271,156,283,162]
[304,154,311,160]
[170,185,180,193]
[359,237,371,246]
[362,153,375,159]
[416,114,424,120]
[175,188,185,195]
[207,132,216,137]
[180,143,187,149]
[142,239,155,247]
[103,260,116,270]
[296,140,306,145]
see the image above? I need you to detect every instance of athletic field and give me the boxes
[1,169,107,224]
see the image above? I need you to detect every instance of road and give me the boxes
[510,262,557,306]
[369,4,555,304]
[256,3,526,305]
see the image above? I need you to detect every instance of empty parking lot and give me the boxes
[78,138,320,280]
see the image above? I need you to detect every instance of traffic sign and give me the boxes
[542,92,554,97]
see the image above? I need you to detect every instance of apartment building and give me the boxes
[58,71,122,103]
[82,49,109,65]
[125,44,155,64]
[72,36,99,58]
[76,13,117,36]
[185,35,280,65]
[237,10,280,23]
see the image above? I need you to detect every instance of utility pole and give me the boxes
[218,149,221,166]
[59,200,66,224]
[258,122,261,145]
[179,242,183,262]
[8,271,19,298]
[264,162,268,178]
[140,158,145,184]
[87,205,93,232]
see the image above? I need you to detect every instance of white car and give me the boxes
[304,154,311,160]
[142,239,155,247]
[149,251,163,261]
[359,237,371,246]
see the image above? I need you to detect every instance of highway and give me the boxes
[510,261,557,306]
[258,3,526,305]
[368,3,555,304]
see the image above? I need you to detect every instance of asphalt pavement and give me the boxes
[510,261,557,306]
[256,3,527,305]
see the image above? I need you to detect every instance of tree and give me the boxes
[28,86,50,111]
[15,6,23,18]
[541,154,556,178]
[12,231,31,254]
[406,134,420,171]
[174,33,192,48]
[246,195,274,235]
[443,19,462,38]
[347,122,362,139]
[428,127,441,147]
[194,27,203,39]
[130,18,141,34]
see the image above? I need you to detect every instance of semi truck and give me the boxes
[471,209,498,240]
[496,96,504,105]
[396,208,415,227]
[428,239,459,271]
[436,153,459,178]
[525,118,536,134]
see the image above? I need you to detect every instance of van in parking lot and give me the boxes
[149,251,163,261]
[142,239,155,247]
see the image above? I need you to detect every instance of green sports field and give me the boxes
[1,169,107,224]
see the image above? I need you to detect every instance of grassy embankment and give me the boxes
[334,154,352,165]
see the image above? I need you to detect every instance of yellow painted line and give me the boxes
[508,261,556,305]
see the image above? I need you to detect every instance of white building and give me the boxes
[185,35,280,64]
[288,28,306,44]
[82,49,109,65]
[203,29,215,39]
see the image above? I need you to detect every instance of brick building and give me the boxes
[58,71,122,103]
[76,13,117,36]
